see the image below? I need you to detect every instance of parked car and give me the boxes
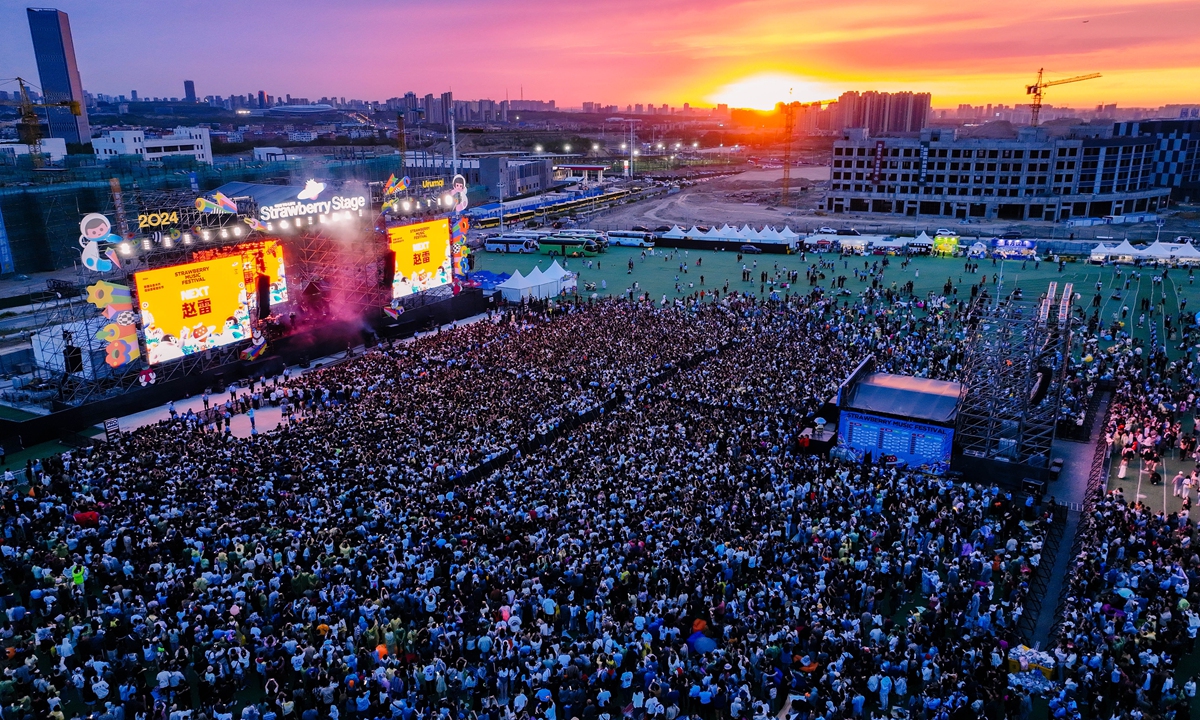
[740,244,763,254]
[935,228,954,236]
[1000,231,1022,239]
[654,225,672,233]
[818,226,837,234]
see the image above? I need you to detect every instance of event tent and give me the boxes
[911,231,933,247]
[1141,241,1174,259]
[494,264,574,301]
[1090,243,1113,262]
[661,226,686,239]
[1110,240,1141,262]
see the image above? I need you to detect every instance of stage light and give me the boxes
[233,226,243,236]
[141,238,152,251]
[402,201,412,212]
[280,221,289,229]
[564,144,571,151]
[182,233,193,245]
[266,223,273,231]
[319,215,327,223]
[443,194,453,206]
[202,230,212,241]
[692,141,698,147]
[535,145,543,153]
[162,235,174,248]
[592,144,599,151]
[118,242,132,256]
[220,229,230,238]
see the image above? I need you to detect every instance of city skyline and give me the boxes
[0,0,1197,110]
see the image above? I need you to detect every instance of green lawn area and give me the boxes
[477,247,1200,360]
[0,404,40,421]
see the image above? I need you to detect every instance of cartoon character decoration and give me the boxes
[195,191,237,214]
[240,326,268,361]
[139,368,157,386]
[79,213,122,273]
[244,217,268,232]
[449,174,469,214]
[383,174,410,196]
[86,280,140,368]
[383,299,405,320]
[451,217,471,276]
[298,180,326,200]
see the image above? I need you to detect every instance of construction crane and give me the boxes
[13,76,81,168]
[780,97,834,206]
[1026,68,1101,126]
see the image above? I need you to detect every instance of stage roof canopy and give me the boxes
[843,372,963,424]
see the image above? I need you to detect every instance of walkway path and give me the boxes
[1030,393,1109,647]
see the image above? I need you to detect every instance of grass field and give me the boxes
[477,247,1199,352]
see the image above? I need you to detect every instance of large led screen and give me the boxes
[135,257,252,364]
[387,219,451,299]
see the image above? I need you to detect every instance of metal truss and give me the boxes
[956,284,1073,466]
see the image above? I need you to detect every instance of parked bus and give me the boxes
[539,235,602,257]
[607,230,656,248]
[484,235,540,253]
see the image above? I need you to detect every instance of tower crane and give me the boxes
[12,77,82,168]
[1026,68,1101,126]
[780,96,834,206]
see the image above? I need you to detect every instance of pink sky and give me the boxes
[2,0,1197,109]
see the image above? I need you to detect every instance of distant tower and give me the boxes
[258,90,266,109]
[26,8,91,144]
[184,80,196,103]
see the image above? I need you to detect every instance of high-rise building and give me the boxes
[184,80,196,103]
[26,8,91,144]
[258,90,267,109]
[130,90,138,102]
[440,92,454,126]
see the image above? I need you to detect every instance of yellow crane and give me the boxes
[14,76,81,168]
[1026,69,1101,126]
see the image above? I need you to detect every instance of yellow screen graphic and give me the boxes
[388,219,451,299]
[135,257,251,365]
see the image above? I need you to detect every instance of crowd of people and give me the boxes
[2,252,1198,720]
[1047,264,1200,720]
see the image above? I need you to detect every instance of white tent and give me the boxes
[719,223,739,238]
[705,227,726,240]
[541,260,577,293]
[968,241,989,257]
[1174,243,1200,262]
[685,226,703,238]
[661,226,686,239]
[739,224,755,238]
[911,231,933,246]
[1110,240,1141,262]
[1142,241,1174,259]
[872,237,909,251]
[758,227,782,241]
[495,269,534,301]
[778,226,800,240]
[494,266,566,301]
[1090,243,1113,262]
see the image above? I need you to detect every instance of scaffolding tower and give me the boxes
[956,283,1073,466]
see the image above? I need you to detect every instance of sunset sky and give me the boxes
[1,0,1197,110]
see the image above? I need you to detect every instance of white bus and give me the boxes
[607,230,656,248]
[484,235,540,253]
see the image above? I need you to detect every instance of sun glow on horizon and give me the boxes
[706,73,843,111]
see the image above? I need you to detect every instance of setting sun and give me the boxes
[706,73,843,110]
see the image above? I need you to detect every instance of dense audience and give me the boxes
[1048,268,1200,720]
[1,254,1195,720]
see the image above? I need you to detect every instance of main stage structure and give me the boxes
[955,282,1074,472]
